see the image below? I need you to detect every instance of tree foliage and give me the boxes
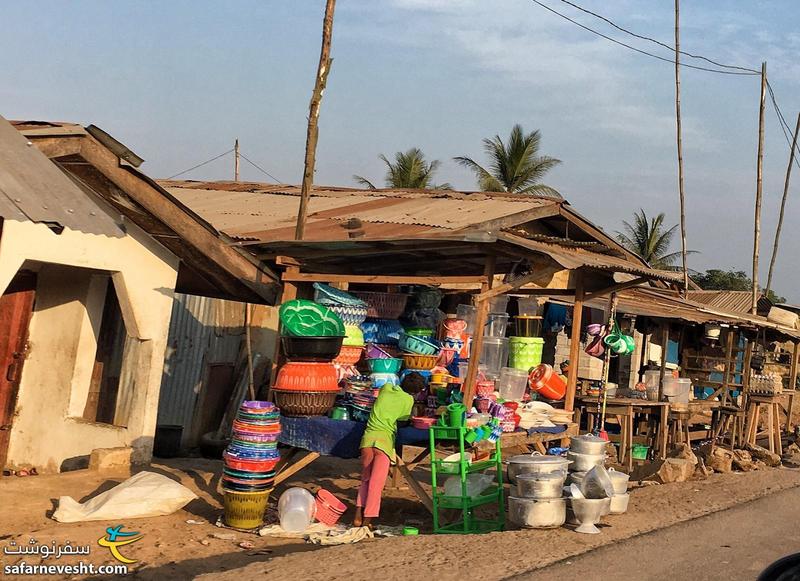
[354,148,451,190]
[693,269,786,303]
[616,209,694,269]
[454,124,561,197]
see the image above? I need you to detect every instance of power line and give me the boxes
[529,0,759,76]
[766,80,800,171]
[239,152,283,184]
[166,148,234,179]
[555,0,759,74]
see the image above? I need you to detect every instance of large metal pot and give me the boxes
[566,451,605,473]
[515,472,566,499]
[508,497,566,529]
[569,434,609,455]
[506,453,570,484]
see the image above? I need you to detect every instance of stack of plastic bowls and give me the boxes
[222,401,281,529]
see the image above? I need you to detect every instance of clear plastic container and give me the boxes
[517,297,540,317]
[278,487,316,532]
[497,367,529,401]
[488,295,510,314]
[643,370,661,388]
[662,378,691,403]
[480,337,509,377]
[484,313,510,337]
[457,304,478,334]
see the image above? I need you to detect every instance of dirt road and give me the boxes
[518,486,800,580]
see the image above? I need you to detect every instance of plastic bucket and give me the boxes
[529,364,566,401]
[632,444,649,461]
[508,337,544,372]
[497,367,529,401]
[154,425,183,458]
[480,337,509,377]
[485,313,510,337]
[315,489,346,526]
[514,316,542,337]
[223,488,272,529]
[517,297,540,317]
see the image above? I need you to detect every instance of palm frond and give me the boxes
[353,174,377,190]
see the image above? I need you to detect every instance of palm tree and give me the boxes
[616,209,696,269]
[454,124,561,197]
[353,148,451,190]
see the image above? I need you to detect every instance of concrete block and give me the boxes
[89,446,133,472]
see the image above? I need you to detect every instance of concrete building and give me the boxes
[0,117,278,472]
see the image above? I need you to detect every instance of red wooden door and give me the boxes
[0,272,36,468]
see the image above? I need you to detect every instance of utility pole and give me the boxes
[234,138,240,182]
[674,0,689,296]
[295,0,336,240]
[766,112,800,297]
[752,61,767,315]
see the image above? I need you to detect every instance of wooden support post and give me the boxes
[788,341,799,432]
[462,255,496,409]
[675,0,689,295]
[295,0,336,240]
[766,112,800,296]
[234,138,240,182]
[752,61,767,314]
[658,324,669,401]
[268,265,300,394]
[565,272,584,412]
[721,329,735,407]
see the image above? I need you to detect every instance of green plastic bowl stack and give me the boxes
[279,299,345,337]
[508,337,544,372]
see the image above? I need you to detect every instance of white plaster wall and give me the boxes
[1,218,179,471]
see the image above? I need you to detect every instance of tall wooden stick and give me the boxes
[674,0,689,295]
[766,112,800,297]
[295,0,336,240]
[564,271,584,412]
[752,62,767,314]
[234,138,240,182]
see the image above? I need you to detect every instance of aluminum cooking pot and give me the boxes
[508,496,566,529]
[515,472,566,499]
[569,433,608,456]
[506,452,570,484]
[566,450,605,473]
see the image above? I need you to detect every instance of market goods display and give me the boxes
[222,401,280,529]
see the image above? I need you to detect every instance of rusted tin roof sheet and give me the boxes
[161,180,558,241]
[0,116,124,236]
[687,290,771,315]
[554,287,799,339]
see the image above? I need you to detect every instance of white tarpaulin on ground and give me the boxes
[52,471,197,523]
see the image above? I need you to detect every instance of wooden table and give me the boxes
[274,423,579,515]
[576,397,671,471]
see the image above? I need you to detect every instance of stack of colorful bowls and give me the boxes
[340,376,377,422]
[223,401,280,491]
[222,401,280,529]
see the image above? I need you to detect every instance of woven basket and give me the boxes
[350,291,409,319]
[271,389,338,417]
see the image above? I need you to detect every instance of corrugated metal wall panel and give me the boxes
[157,293,244,445]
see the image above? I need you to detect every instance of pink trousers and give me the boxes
[356,447,391,518]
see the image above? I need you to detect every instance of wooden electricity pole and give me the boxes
[752,61,767,315]
[674,0,689,296]
[295,0,336,240]
[766,112,800,297]
[234,138,240,182]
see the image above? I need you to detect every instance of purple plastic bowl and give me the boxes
[365,343,392,359]
[240,401,276,412]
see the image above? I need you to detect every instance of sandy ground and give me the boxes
[1,454,799,580]
[524,486,800,580]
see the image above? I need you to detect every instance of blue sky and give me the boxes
[3,1,800,300]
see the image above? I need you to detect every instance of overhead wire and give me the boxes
[166,149,234,179]
[766,80,800,171]
[239,152,283,184]
[554,0,760,74]
[529,0,759,76]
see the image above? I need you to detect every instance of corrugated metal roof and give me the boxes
[553,287,800,339]
[499,233,686,283]
[687,290,771,314]
[0,116,124,236]
[161,180,559,242]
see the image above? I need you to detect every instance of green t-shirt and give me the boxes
[360,384,414,460]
